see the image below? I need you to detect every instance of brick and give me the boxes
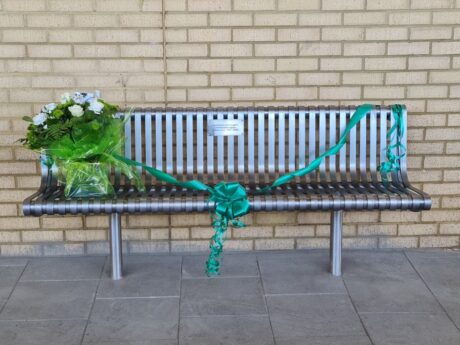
[164,29,186,43]
[278,28,320,42]
[211,74,252,87]
[190,59,231,72]
[427,100,460,112]
[27,14,71,28]
[422,210,460,222]
[316,224,356,237]
[48,0,94,11]
[296,238,329,249]
[95,30,138,42]
[389,12,431,25]
[440,224,460,235]
[386,72,427,85]
[388,42,430,55]
[343,238,378,249]
[379,237,418,248]
[0,14,24,27]
[99,60,143,72]
[122,229,149,241]
[128,241,169,254]
[121,44,162,57]
[28,45,72,58]
[150,228,169,240]
[255,13,297,26]
[275,225,314,237]
[278,0,320,9]
[234,0,275,10]
[255,44,296,57]
[0,76,30,88]
[233,59,274,72]
[426,128,460,140]
[0,45,25,58]
[0,162,36,174]
[42,217,83,229]
[167,44,207,57]
[211,44,252,57]
[447,142,460,154]
[224,240,253,251]
[233,29,275,42]
[344,212,379,223]
[232,88,273,101]
[171,213,210,226]
[320,87,361,100]
[300,43,341,56]
[171,227,189,239]
[366,27,408,41]
[323,0,364,10]
[408,56,450,70]
[168,74,207,87]
[163,0,185,11]
[320,58,362,71]
[399,223,437,236]
[343,72,384,85]
[255,239,294,250]
[298,212,330,224]
[432,42,460,55]
[165,14,207,27]
[23,230,63,242]
[233,226,272,238]
[3,0,46,11]
[188,0,231,11]
[358,224,397,236]
[43,243,85,256]
[210,13,252,26]
[431,71,460,84]
[0,231,20,243]
[424,183,460,195]
[299,13,342,26]
[276,87,317,100]
[189,88,230,101]
[322,28,364,41]
[65,230,106,241]
[448,114,460,126]
[412,0,453,8]
[166,89,185,102]
[120,14,162,27]
[96,0,141,11]
[254,212,296,225]
[365,57,406,70]
[367,0,409,10]
[433,11,460,24]
[128,215,169,227]
[0,217,39,230]
[74,14,118,27]
[1,244,42,256]
[411,27,452,40]
[407,86,448,99]
[442,196,460,208]
[420,236,459,248]
[74,45,119,58]
[189,29,231,42]
[299,72,340,85]
[344,12,386,25]
[255,73,295,86]
[344,43,386,56]
[171,240,208,252]
[3,30,47,43]
[278,58,318,71]
[364,86,405,99]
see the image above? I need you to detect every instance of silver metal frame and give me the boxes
[23,105,432,279]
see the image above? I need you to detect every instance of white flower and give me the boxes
[68,104,84,117]
[83,93,95,104]
[33,113,47,126]
[42,103,57,114]
[60,92,71,104]
[72,92,85,104]
[88,98,104,114]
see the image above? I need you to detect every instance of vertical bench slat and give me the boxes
[196,111,204,179]
[308,109,316,180]
[135,112,142,175]
[319,107,327,182]
[166,111,173,174]
[145,111,153,185]
[155,112,163,171]
[186,113,194,179]
[248,110,255,184]
[379,108,387,169]
[359,114,367,182]
[390,110,399,183]
[288,109,296,172]
[176,113,183,177]
[339,108,347,182]
[370,108,378,182]
[268,109,275,177]
[298,108,306,170]
[329,108,337,182]
[349,107,357,181]
[124,118,132,187]
[217,111,224,180]
[206,111,214,183]
[258,109,265,183]
[227,111,235,179]
[278,110,286,175]
[237,110,245,179]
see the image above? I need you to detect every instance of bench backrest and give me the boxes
[108,105,407,187]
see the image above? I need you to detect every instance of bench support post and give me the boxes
[330,210,343,276]
[109,213,123,280]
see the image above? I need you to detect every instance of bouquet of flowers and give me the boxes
[21,92,144,198]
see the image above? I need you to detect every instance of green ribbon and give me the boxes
[111,104,405,276]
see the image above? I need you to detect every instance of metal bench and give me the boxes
[23,105,431,279]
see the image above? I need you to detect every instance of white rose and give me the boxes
[33,113,47,126]
[43,103,56,113]
[68,104,84,117]
[60,92,71,104]
[83,93,95,103]
[88,99,104,114]
[72,92,85,104]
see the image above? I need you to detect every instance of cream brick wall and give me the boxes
[0,0,459,255]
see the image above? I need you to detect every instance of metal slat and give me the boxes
[298,109,306,169]
[124,118,132,187]
[308,109,316,180]
[370,108,378,182]
[329,109,337,182]
[134,112,142,175]
[206,111,214,183]
[217,111,224,180]
[359,114,367,182]
[166,111,173,174]
[237,110,245,179]
[248,110,255,184]
[288,110,296,172]
[339,108,347,182]
[349,108,357,181]
[258,110,265,183]
[155,112,163,171]
[319,107,327,182]
[186,113,194,179]
[145,111,153,185]
[227,112,235,179]
[176,113,183,178]
[278,110,286,175]
[197,111,204,179]
[268,110,275,178]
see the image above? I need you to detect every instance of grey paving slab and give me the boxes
[98,256,181,298]
[179,315,274,345]
[83,297,179,345]
[258,252,346,294]
[407,251,460,327]
[0,319,86,345]
[343,251,442,313]
[275,335,372,345]
[180,277,267,316]
[182,253,258,279]
[361,312,460,345]
[20,256,105,281]
[0,258,28,266]
[0,266,23,300]
[267,294,365,340]
[0,280,98,320]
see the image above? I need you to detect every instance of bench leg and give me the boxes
[330,210,343,276]
[109,213,123,280]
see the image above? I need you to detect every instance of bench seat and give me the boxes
[24,181,430,216]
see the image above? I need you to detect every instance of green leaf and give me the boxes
[22,116,33,122]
